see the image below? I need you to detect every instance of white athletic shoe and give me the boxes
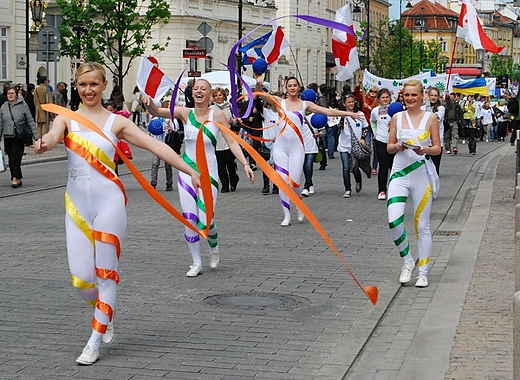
[186,263,202,277]
[281,217,291,227]
[209,250,220,269]
[399,263,415,284]
[415,274,429,288]
[76,344,99,365]
[308,186,315,194]
[102,320,115,344]
[297,210,305,222]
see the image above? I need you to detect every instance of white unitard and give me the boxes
[387,111,434,276]
[65,113,126,349]
[272,99,306,219]
[178,109,219,266]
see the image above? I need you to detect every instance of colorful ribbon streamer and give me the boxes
[41,103,213,239]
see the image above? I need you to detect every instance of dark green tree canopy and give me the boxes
[57,0,172,91]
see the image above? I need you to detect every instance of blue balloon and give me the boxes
[252,58,268,75]
[387,102,404,117]
[301,89,317,103]
[310,113,328,129]
[148,118,166,135]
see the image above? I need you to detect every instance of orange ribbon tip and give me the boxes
[365,286,378,306]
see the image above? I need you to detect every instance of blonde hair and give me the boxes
[403,79,424,94]
[195,78,212,90]
[76,62,107,83]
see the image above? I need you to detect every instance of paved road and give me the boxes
[0,139,514,379]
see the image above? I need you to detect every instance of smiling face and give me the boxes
[343,96,356,111]
[76,64,108,107]
[193,79,212,106]
[428,89,440,104]
[285,78,300,97]
[213,89,225,104]
[378,92,391,106]
[403,85,422,109]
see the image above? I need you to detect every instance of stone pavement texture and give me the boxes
[0,138,514,379]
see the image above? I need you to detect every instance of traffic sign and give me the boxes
[37,50,60,62]
[188,71,201,77]
[199,37,214,54]
[197,22,212,37]
[186,39,202,48]
[183,49,206,59]
[37,26,60,50]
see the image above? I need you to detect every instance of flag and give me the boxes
[261,23,289,67]
[456,0,504,54]
[452,76,490,96]
[238,32,272,67]
[332,4,359,81]
[136,57,174,103]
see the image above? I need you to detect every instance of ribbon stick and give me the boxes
[209,114,378,306]
[41,104,214,239]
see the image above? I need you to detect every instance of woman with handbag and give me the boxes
[338,93,369,198]
[386,79,441,288]
[0,86,39,188]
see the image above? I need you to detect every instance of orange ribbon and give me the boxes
[211,115,378,306]
[41,104,213,239]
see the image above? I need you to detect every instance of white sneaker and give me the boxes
[76,344,99,365]
[301,189,309,197]
[102,320,115,344]
[281,217,291,227]
[297,210,305,222]
[399,263,415,284]
[415,274,429,288]
[378,191,386,200]
[343,191,351,198]
[308,185,315,194]
[186,263,202,277]
[209,250,220,269]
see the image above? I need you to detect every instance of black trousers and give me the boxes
[375,140,395,193]
[4,137,25,180]
[216,149,239,191]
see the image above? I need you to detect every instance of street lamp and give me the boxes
[399,1,413,78]
[26,0,47,92]
[353,0,370,69]
[415,19,427,73]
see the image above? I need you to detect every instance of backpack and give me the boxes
[507,97,519,116]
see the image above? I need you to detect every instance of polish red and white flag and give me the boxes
[261,23,290,67]
[136,57,174,102]
[456,0,504,54]
[332,3,359,81]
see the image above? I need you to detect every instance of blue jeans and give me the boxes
[303,153,316,190]
[325,125,338,158]
[340,151,361,191]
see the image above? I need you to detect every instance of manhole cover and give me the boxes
[434,230,461,236]
[204,292,307,310]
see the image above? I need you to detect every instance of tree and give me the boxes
[489,54,515,79]
[57,0,172,91]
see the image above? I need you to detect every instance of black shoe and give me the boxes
[250,163,257,171]
[272,187,279,194]
[166,185,173,191]
[230,185,237,192]
[150,182,157,189]
[221,188,230,193]
[262,186,269,194]
[319,165,327,170]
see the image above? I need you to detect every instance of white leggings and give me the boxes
[387,162,433,276]
[178,171,219,266]
[272,139,305,219]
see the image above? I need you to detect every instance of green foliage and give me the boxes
[56,0,172,90]
[354,18,444,79]
[489,54,515,79]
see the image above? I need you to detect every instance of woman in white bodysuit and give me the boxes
[386,79,440,288]
[256,76,361,226]
[144,79,254,278]
[34,62,201,366]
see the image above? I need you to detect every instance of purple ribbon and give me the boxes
[227,15,356,120]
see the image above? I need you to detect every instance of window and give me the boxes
[0,27,6,80]
[440,41,447,52]
[205,56,213,73]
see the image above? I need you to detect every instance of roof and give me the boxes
[402,0,459,30]
[446,67,483,77]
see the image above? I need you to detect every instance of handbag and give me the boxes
[259,142,271,159]
[0,149,6,173]
[114,140,133,165]
[8,103,33,146]
[314,145,324,163]
[345,118,371,161]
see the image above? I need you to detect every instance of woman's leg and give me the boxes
[340,151,352,192]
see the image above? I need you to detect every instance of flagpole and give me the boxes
[445,36,458,99]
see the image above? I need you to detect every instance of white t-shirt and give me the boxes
[371,105,391,143]
[337,112,368,153]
